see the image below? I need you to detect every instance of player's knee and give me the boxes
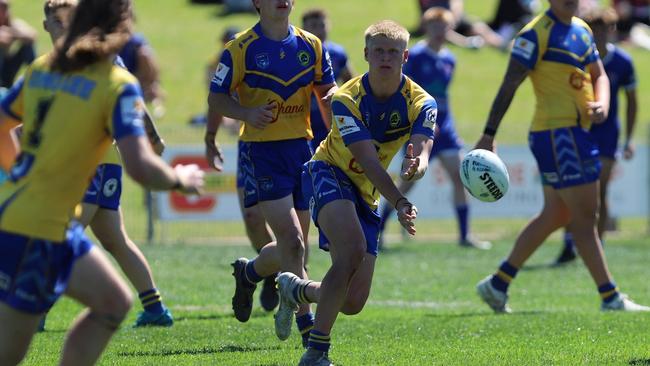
[279,233,305,259]
[341,295,368,315]
[93,284,133,321]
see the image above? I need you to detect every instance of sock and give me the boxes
[296,312,315,347]
[455,204,469,242]
[243,259,264,285]
[598,282,619,303]
[490,261,519,293]
[139,288,165,314]
[292,280,313,304]
[308,330,331,352]
[563,232,575,252]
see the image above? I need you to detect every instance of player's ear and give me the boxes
[402,48,409,64]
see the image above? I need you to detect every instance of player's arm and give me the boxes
[348,140,417,234]
[587,59,610,124]
[313,82,338,130]
[623,86,638,159]
[143,107,165,155]
[114,84,203,193]
[0,112,20,172]
[476,57,529,151]
[204,94,225,171]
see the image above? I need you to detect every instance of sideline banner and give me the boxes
[155,145,648,221]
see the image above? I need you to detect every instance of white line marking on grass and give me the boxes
[367,299,473,309]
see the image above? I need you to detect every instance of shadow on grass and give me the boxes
[423,310,545,319]
[175,311,270,322]
[118,344,281,357]
[629,359,650,365]
[520,262,578,272]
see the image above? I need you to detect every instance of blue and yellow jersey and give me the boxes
[210,23,335,142]
[511,10,599,131]
[0,55,145,241]
[313,74,437,209]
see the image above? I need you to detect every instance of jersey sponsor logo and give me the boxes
[255,53,270,69]
[297,50,311,66]
[389,111,401,128]
[569,72,585,90]
[102,178,119,197]
[479,172,504,200]
[214,63,230,86]
[424,108,437,129]
[335,115,360,136]
[268,99,306,123]
[512,37,535,60]
[120,95,145,128]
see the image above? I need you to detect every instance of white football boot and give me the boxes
[601,293,650,312]
[274,272,301,340]
[477,275,512,313]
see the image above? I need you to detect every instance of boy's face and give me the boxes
[254,0,293,20]
[44,7,74,44]
[303,16,327,41]
[424,19,449,45]
[365,35,408,77]
[548,0,579,19]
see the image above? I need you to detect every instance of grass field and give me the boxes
[23,221,650,365]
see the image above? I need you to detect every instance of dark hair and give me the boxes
[302,8,327,23]
[50,0,132,72]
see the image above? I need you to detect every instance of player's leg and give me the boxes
[61,245,133,365]
[89,207,173,327]
[236,187,278,312]
[596,157,615,239]
[477,185,570,312]
[438,150,491,249]
[0,303,41,365]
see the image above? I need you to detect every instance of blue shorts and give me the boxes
[590,121,619,160]
[240,138,312,210]
[236,140,245,189]
[528,126,601,189]
[0,224,93,314]
[302,160,381,257]
[82,163,122,210]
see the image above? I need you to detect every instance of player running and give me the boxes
[276,20,437,365]
[208,0,337,347]
[377,7,490,250]
[474,0,648,313]
[0,0,203,364]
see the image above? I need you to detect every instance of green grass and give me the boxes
[23,221,650,365]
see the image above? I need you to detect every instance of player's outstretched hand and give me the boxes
[400,143,424,181]
[475,134,496,152]
[204,132,224,171]
[245,102,276,130]
[587,101,607,124]
[174,164,205,195]
[396,198,418,235]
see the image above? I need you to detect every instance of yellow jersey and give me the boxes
[210,23,335,142]
[511,10,599,131]
[0,55,146,241]
[313,74,437,209]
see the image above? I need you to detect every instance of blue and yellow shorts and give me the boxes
[82,163,122,210]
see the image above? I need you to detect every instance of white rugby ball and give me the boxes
[460,149,509,202]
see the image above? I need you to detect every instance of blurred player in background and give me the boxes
[378,7,491,251]
[276,20,436,366]
[474,0,648,313]
[204,26,279,313]
[0,0,36,88]
[208,0,337,348]
[554,7,638,265]
[0,0,203,364]
[301,8,354,152]
[38,0,173,329]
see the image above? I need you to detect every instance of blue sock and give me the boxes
[564,232,575,252]
[455,204,469,241]
[139,288,165,314]
[490,261,519,293]
[598,282,619,303]
[296,312,315,347]
[244,259,264,285]
[308,330,331,352]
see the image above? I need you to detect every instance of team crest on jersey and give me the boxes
[120,95,145,128]
[256,53,270,69]
[297,50,311,66]
[581,34,591,47]
[389,111,401,128]
[512,37,535,60]
[569,72,585,90]
[103,178,119,197]
[424,108,437,129]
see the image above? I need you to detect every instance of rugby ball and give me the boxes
[460,149,509,202]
